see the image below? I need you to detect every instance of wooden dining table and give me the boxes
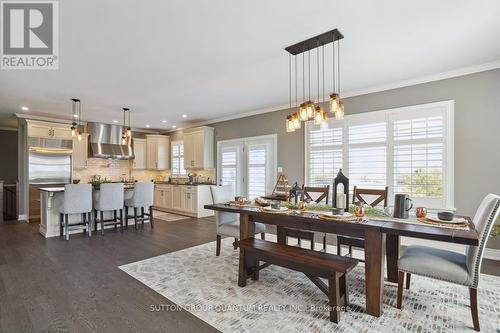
[205,203,479,317]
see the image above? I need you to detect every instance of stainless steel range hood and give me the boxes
[88,122,134,160]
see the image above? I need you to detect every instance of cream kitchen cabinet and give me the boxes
[27,120,73,139]
[153,184,213,218]
[72,133,89,169]
[146,135,169,170]
[132,138,146,170]
[183,126,214,170]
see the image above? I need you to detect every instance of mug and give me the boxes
[393,194,413,219]
[416,207,427,218]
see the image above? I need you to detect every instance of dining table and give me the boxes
[204,203,479,317]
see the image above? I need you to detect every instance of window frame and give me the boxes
[304,100,455,210]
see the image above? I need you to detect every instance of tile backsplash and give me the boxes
[73,158,216,184]
[73,158,167,183]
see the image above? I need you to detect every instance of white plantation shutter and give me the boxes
[306,124,343,188]
[392,115,445,207]
[221,148,238,189]
[348,122,387,190]
[171,141,186,177]
[247,144,267,199]
[305,101,454,209]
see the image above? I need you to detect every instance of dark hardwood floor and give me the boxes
[0,217,498,332]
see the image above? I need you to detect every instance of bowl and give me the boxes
[437,211,454,221]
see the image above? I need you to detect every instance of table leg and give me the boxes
[386,234,400,283]
[276,226,286,244]
[364,230,385,317]
[238,213,255,287]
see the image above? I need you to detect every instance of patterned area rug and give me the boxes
[119,236,500,332]
[153,210,190,222]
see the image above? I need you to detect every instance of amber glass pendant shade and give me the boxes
[314,106,323,125]
[329,93,340,113]
[292,113,301,129]
[286,116,295,132]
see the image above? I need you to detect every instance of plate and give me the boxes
[319,211,354,218]
[426,216,467,224]
[262,206,289,212]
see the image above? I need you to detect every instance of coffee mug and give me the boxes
[393,194,413,219]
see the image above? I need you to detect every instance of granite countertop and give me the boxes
[154,182,215,186]
[40,185,135,192]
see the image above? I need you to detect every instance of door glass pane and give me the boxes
[221,149,237,191]
[247,145,266,200]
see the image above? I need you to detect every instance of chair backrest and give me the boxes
[97,183,124,211]
[130,182,154,207]
[352,186,389,207]
[466,193,500,288]
[303,186,329,204]
[63,184,92,214]
[210,185,238,230]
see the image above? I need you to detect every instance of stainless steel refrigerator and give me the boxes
[28,137,73,185]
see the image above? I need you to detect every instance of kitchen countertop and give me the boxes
[154,182,216,186]
[40,185,136,192]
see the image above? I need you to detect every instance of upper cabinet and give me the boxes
[132,138,146,170]
[184,126,214,170]
[27,120,73,139]
[146,135,169,170]
[72,133,89,169]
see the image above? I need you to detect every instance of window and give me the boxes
[305,101,454,209]
[171,141,186,177]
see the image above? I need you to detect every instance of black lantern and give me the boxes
[333,169,349,208]
[289,182,304,205]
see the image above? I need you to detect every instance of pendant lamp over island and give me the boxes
[284,29,344,133]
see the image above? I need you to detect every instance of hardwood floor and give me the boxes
[0,218,498,332]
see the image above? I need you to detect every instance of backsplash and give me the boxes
[73,158,167,183]
[73,158,215,184]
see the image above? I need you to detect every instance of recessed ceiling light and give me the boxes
[21,106,29,111]
[113,120,118,123]
[182,114,187,118]
[172,125,177,129]
[162,120,167,123]
[145,124,150,128]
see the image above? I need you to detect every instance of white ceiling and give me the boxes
[1,0,500,129]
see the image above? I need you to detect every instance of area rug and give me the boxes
[119,236,500,333]
[152,210,190,222]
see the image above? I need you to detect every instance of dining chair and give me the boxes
[396,193,500,332]
[210,185,266,256]
[283,185,330,251]
[337,186,389,261]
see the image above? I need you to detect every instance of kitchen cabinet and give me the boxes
[132,138,146,170]
[171,185,183,210]
[72,133,88,169]
[146,135,169,170]
[27,121,73,139]
[153,184,213,218]
[183,126,214,170]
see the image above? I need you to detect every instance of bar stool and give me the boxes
[93,183,124,235]
[59,184,93,241]
[124,182,154,230]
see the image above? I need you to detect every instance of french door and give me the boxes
[217,135,277,200]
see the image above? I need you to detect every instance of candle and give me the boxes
[337,193,346,209]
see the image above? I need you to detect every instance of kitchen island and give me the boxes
[39,186,146,238]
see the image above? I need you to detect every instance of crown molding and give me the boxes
[170,60,500,132]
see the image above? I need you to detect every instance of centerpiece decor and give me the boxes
[333,169,349,210]
[284,29,344,132]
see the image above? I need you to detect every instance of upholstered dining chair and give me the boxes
[210,185,266,256]
[396,193,500,332]
[337,186,389,261]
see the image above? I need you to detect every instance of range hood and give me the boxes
[88,122,134,160]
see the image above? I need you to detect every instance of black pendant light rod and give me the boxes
[302,45,305,103]
[285,29,343,55]
[289,53,291,109]
[332,37,336,94]
[338,39,341,97]
[294,55,298,107]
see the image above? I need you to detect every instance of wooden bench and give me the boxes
[234,238,358,323]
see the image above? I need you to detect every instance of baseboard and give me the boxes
[401,237,500,261]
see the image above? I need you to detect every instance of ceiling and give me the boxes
[1,0,500,129]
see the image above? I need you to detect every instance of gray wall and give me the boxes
[171,68,500,249]
[0,129,18,183]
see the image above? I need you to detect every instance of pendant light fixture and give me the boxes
[284,29,344,133]
[121,107,131,145]
[70,98,83,141]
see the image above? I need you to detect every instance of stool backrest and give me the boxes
[98,183,124,211]
[63,184,92,214]
[466,193,500,288]
[130,182,154,207]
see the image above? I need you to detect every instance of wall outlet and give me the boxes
[277,167,283,173]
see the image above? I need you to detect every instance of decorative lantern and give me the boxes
[333,169,349,209]
[288,182,304,205]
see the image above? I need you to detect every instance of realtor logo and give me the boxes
[1,0,59,69]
